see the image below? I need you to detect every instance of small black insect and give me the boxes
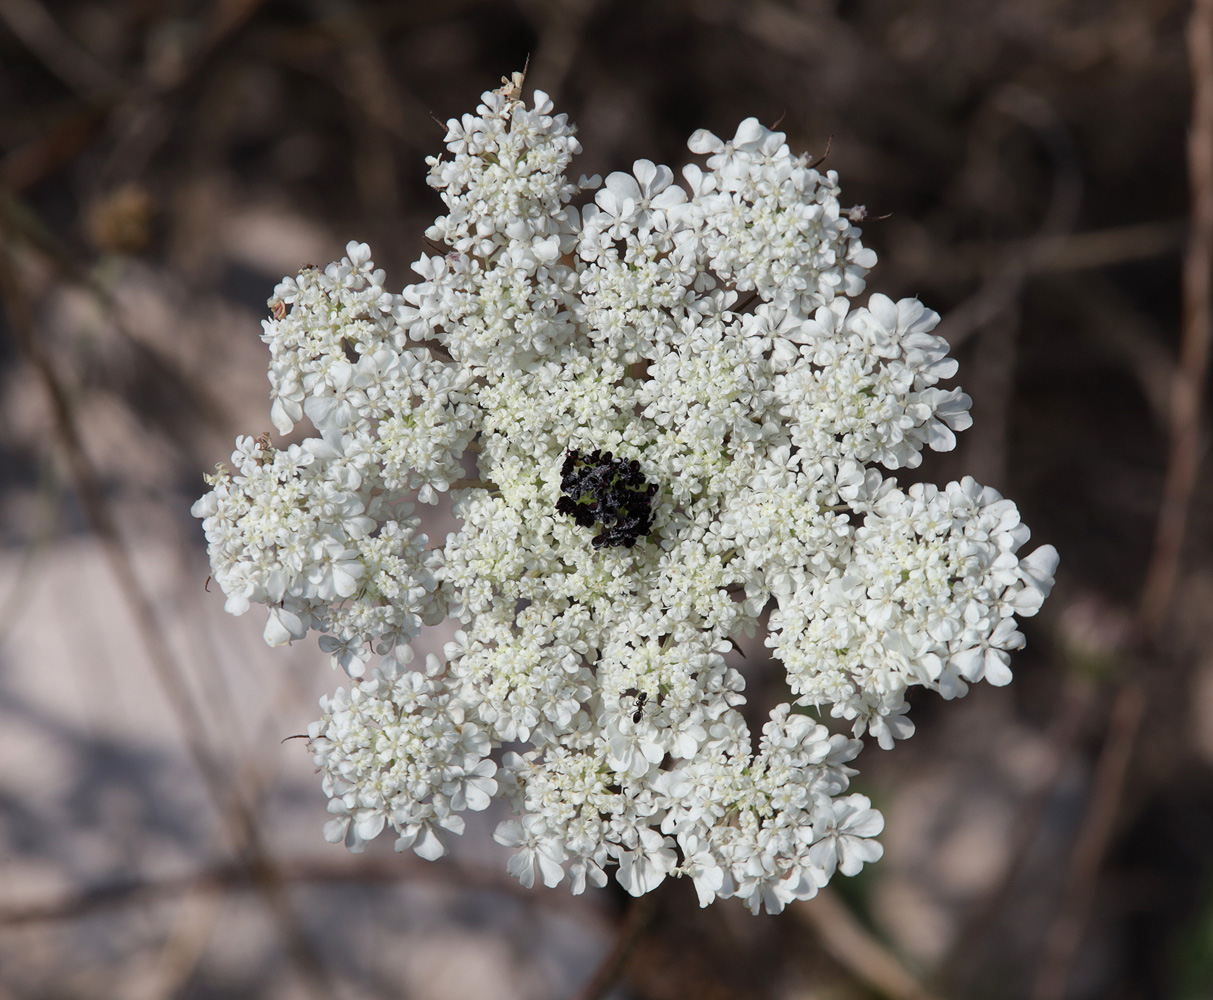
[632,691,648,724]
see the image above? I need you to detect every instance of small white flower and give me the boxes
[808,795,885,878]
[494,815,569,889]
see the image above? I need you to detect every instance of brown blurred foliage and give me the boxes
[0,2,1209,1000]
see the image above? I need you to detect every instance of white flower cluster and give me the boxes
[194,75,1057,914]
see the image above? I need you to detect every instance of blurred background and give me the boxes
[0,0,1205,998]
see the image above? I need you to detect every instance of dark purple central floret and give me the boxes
[556,449,658,549]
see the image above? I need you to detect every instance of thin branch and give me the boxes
[936,677,1093,993]
[0,855,597,929]
[795,888,943,1000]
[896,220,1185,287]
[0,192,226,430]
[517,0,601,102]
[1017,9,1213,996]
[317,0,409,229]
[119,881,225,1000]
[937,84,1083,351]
[1139,0,1213,639]
[0,237,335,1000]
[0,0,119,97]
[570,891,660,1000]
[963,305,1019,488]
[0,449,61,644]
[1023,11,1213,986]
[0,105,109,192]
[1031,682,1146,1000]
[1064,272,1177,431]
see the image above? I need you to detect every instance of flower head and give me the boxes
[194,75,1058,913]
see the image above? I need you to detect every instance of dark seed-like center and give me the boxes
[556,449,658,549]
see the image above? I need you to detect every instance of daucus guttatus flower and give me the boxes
[194,72,1057,913]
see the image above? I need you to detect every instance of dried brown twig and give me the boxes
[517,0,601,102]
[0,236,336,1000]
[936,677,1093,994]
[1032,682,1146,1000]
[0,0,119,98]
[1031,3,1213,997]
[570,890,660,1000]
[796,889,942,1000]
[1139,0,1213,640]
[0,853,598,929]
[937,84,1083,352]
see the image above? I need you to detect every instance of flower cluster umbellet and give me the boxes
[193,73,1058,914]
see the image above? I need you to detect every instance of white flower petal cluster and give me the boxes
[194,76,1058,913]
[310,650,497,858]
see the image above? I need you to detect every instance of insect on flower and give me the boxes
[632,691,648,724]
